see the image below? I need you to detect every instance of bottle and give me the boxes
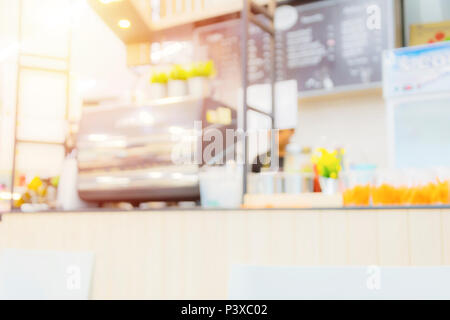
[284,142,302,194]
[284,142,302,173]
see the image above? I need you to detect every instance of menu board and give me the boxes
[280,0,395,94]
[194,20,275,108]
[194,20,242,108]
[194,0,396,97]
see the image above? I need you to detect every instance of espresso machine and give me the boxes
[77,97,236,204]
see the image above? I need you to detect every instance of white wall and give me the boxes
[70,0,137,105]
[295,89,388,168]
[0,0,20,190]
[0,0,137,195]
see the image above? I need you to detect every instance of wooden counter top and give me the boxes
[2,205,450,216]
[1,208,450,299]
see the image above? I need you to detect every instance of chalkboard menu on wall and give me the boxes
[194,0,397,97]
[278,0,396,95]
[194,21,272,107]
[194,20,242,108]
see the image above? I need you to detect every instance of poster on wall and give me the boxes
[383,42,450,168]
[410,21,450,46]
[383,41,450,98]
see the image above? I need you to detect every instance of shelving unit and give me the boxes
[10,0,72,209]
[241,0,278,197]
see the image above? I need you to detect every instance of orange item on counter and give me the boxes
[344,185,371,206]
[344,180,450,207]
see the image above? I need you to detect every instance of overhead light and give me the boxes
[79,79,97,94]
[99,0,122,4]
[118,19,131,29]
[0,42,21,63]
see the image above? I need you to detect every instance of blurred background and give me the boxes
[0,0,450,300]
[0,0,449,212]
